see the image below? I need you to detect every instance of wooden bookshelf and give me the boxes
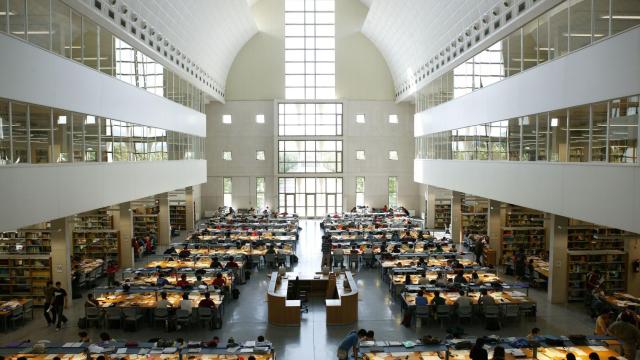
[461,196,488,235]
[170,204,187,231]
[567,250,627,302]
[133,205,159,239]
[501,206,545,264]
[72,230,120,260]
[433,199,451,230]
[568,221,630,251]
[0,230,51,255]
[0,255,51,305]
[73,213,113,230]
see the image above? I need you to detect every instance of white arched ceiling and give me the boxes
[362,0,496,92]
[124,0,258,90]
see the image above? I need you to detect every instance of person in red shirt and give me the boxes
[198,292,217,309]
[106,261,118,286]
[225,257,239,269]
[211,273,226,288]
[176,274,190,288]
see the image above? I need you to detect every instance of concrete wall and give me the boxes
[415,26,640,136]
[415,159,640,234]
[202,100,417,215]
[0,160,206,231]
[0,33,206,136]
[225,0,395,101]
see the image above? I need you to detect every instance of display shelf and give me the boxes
[170,205,187,231]
[433,199,451,230]
[500,206,545,264]
[72,230,120,260]
[567,221,631,251]
[73,213,113,230]
[0,255,51,305]
[567,250,627,302]
[133,204,159,240]
[0,230,52,255]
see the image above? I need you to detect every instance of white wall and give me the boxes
[0,160,206,231]
[202,100,418,215]
[415,27,640,136]
[415,159,640,234]
[225,0,395,101]
[0,33,206,136]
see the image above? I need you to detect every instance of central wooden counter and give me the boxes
[267,271,358,326]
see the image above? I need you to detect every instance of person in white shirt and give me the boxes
[179,292,193,312]
[156,291,172,309]
[333,244,345,268]
[363,245,373,255]
[455,290,472,310]
[418,271,430,285]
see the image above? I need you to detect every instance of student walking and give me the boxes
[52,281,68,330]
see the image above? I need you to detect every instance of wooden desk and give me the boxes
[267,271,358,326]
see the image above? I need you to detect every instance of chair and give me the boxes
[105,307,123,329]
[532,271,548,289]
[519,302,536,319]
[8,307,24,328]
[264,254,276,269]
[276,253,287,268]
[362,253,375,268]
[502,304,520,324]
[122,308,144,331]
[415,305,431,328]
[153,307,170,330]
[85,307,104,328]
[435,305,451,327]
[22,299,34,320]
[195,307,213,329]
[483,304,501,328]
[333,254,344,268]
[349,253,359,270]
[176,309,192,328]
[457,305,473,324]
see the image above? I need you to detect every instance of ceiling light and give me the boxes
[563,33,605,37]
[535,47,555,51]
[12,31,50,35]
[0,11,16,15]
[600,15,640,20]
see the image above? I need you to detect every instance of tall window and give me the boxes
[279,140,342,173]
[223,177,232,207]
[256,177,266,209]
[388,176,398,207]
[355,176,365,208]
[284,0,335,100]
[278,177,342,216]
[115,39,164,96]
[278,103,342,136]
[453,42,505,98]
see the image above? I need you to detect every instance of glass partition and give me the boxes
[536,113,549,161]
[27,0,50,49]
[608,96,639,163]
[0,100,9,164]
[53,109,72,163]
[508,118,521,161]
[29,105,51,164]
[568,105,590,162]
[591,102,608,162]
[8,0,26,40]
[521,116,537,161]
[11,102,28,164]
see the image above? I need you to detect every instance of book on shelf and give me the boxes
[433,198,451,230]
[0,230,52,255]
[170,204,187,230]
[461,196,488,235]
[567,250,627,302]
[500,206,545,264]
[0,255,52,305]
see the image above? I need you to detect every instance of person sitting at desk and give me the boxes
[470,338,488,360]
[527,327,540,341]
[78,331,91,343]
[418,271,430,285]
[211,273,226,288]
[85,293,99,308]
[435,243,444,253]
[391,231,400,242]
[180,292,193,312]
[164,246,177,255]
[417,257,427,268]
[450,244,457,253]
[156,291,172,308]
[391,245,401,254]
[478,289,496,305]
[255,335,271,348]
[210,257,224,269]
[366,232,375,241]
[402,233,413,242]
[178,246,191,259]
[436,272,448,287]
[363,245,373,255]
[156,274,170,287]
[225,257,239,269]
[455,290,472,309]
[176,274,190,288]
[453,270,468,284]
[265,246,276,255]
[452,259,464,270]
[404,273,412,285]
[198,292,217,309]
[430,290,446,306]
[471,271,480,282]
[492,346,506,360]
[194,275,205,288]
[415,290,428,306]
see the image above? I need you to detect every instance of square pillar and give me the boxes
[451,191,463,246]
[488,200,503,262]
[626,237,640,297]
[116,203,135,268]
[185,187,195,232]
[156,193,171,247]
[50,217,74,294]
[548,214,569,304]
[425,186,437,229]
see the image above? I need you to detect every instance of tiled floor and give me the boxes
[4,220,598,359]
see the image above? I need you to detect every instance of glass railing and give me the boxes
[0,97,204,165]
[0,0,207,113]
[415,0,640,112]
[415,95,639,164]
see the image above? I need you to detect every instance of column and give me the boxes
[50,217,74,294]
[185,186,195,232]
[451,191,463,246]
[156,192,171,247]
[425,185,437,229]
[626,237,640,297]
[488,200,503,263]
[548,214,569,304]
[117,202,135,268]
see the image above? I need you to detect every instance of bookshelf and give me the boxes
[0,230,52,255]
[568,221,630,251]
[133,205,160,239]
[0,255,51,305]
[73,213,113,230]
[170,204,187,231]
[501,206,545,264]
[567,250,627,302]
[461,196,488,235]
[433,199,451,230]
[72,230,120,260]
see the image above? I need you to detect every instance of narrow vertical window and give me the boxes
[223,177,232,207]
[355,176,365,208]
[256,177,266,209]
[388,176,398,207]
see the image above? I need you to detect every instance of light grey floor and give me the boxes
[4,220,597,359]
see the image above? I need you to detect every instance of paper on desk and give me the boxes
[227,346,241,353]
[244,341,256,347]
[239,348,254,353]
[62,342,75,347]
[391,353,413,357]
[506,348,525,357]
[162,347,177,354]
[45,355,57,359]
[568,347,587,356]
[589,346,609,352]
[510,291,527,297]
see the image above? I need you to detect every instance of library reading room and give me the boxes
[1,0,640,359]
